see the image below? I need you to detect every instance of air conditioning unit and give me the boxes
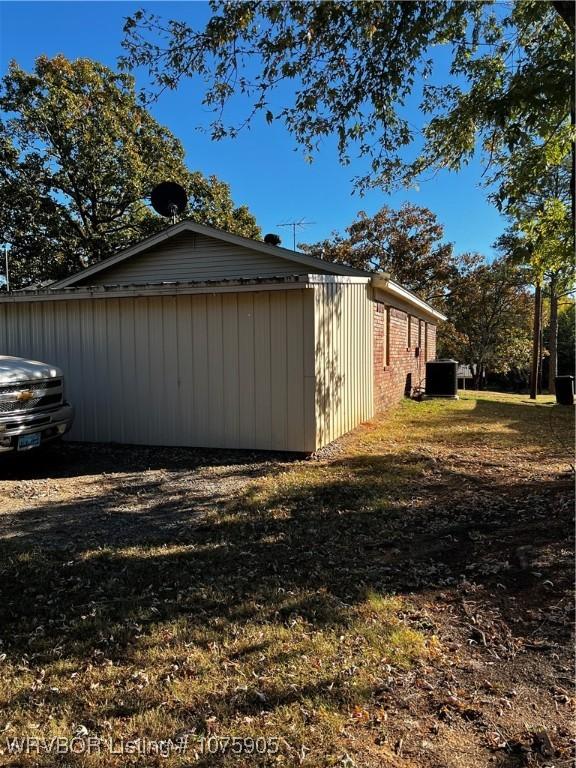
[425,359,459,399]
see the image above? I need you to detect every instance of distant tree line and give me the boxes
[301,206,532,391]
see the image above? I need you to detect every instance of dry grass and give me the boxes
[0,392,573,767]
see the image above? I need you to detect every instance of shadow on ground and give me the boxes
[0,394,573,767]
[0,440,300,481]
[1,449,572,664]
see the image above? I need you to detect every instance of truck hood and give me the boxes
[0,355,62,384]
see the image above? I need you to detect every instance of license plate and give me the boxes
[17,433,41,451]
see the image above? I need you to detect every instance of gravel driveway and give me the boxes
[0,441,291,550]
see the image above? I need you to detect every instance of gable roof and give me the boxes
[50,220,369,289]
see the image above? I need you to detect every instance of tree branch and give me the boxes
[552,1,575,32]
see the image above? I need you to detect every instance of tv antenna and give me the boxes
[150,181,188,224]
[277,218,315,251]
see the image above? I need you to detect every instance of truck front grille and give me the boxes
[0,379,64,414]
[0,393,63,413]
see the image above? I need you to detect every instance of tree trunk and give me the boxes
[553,0,575,233]
[472,363,480,390]
[548,275,559,393]
[570,104,576,237]
[539,321,545,394]
[530,282,542,400]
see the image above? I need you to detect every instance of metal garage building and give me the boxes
[0,221,444,452]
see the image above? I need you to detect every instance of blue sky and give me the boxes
[0,1,507,257]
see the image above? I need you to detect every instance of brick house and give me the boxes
[372,284,441,412]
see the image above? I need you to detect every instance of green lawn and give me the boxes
[0,392,573,767]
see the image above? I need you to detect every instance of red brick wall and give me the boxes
[373,302,437,412]
[426,321,437,361]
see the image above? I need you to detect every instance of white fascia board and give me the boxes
[305,274,372,284]
[372,275,447,322]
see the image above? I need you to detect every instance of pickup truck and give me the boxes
[0,355,74,452]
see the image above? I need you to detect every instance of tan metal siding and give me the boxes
[0,290,316,452]
[313,282,374,449]
[238,293,256,447]
[80,232,329,285]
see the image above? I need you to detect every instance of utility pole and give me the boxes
[277,218,315,251]
[3,244,9,293]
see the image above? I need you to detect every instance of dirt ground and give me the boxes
[0,392,573,768]
[0,443,287,549]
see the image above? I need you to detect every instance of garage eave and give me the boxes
[0,274,371,303]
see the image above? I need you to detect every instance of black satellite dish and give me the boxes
[264,233,281,246]
[150,181,188,223]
